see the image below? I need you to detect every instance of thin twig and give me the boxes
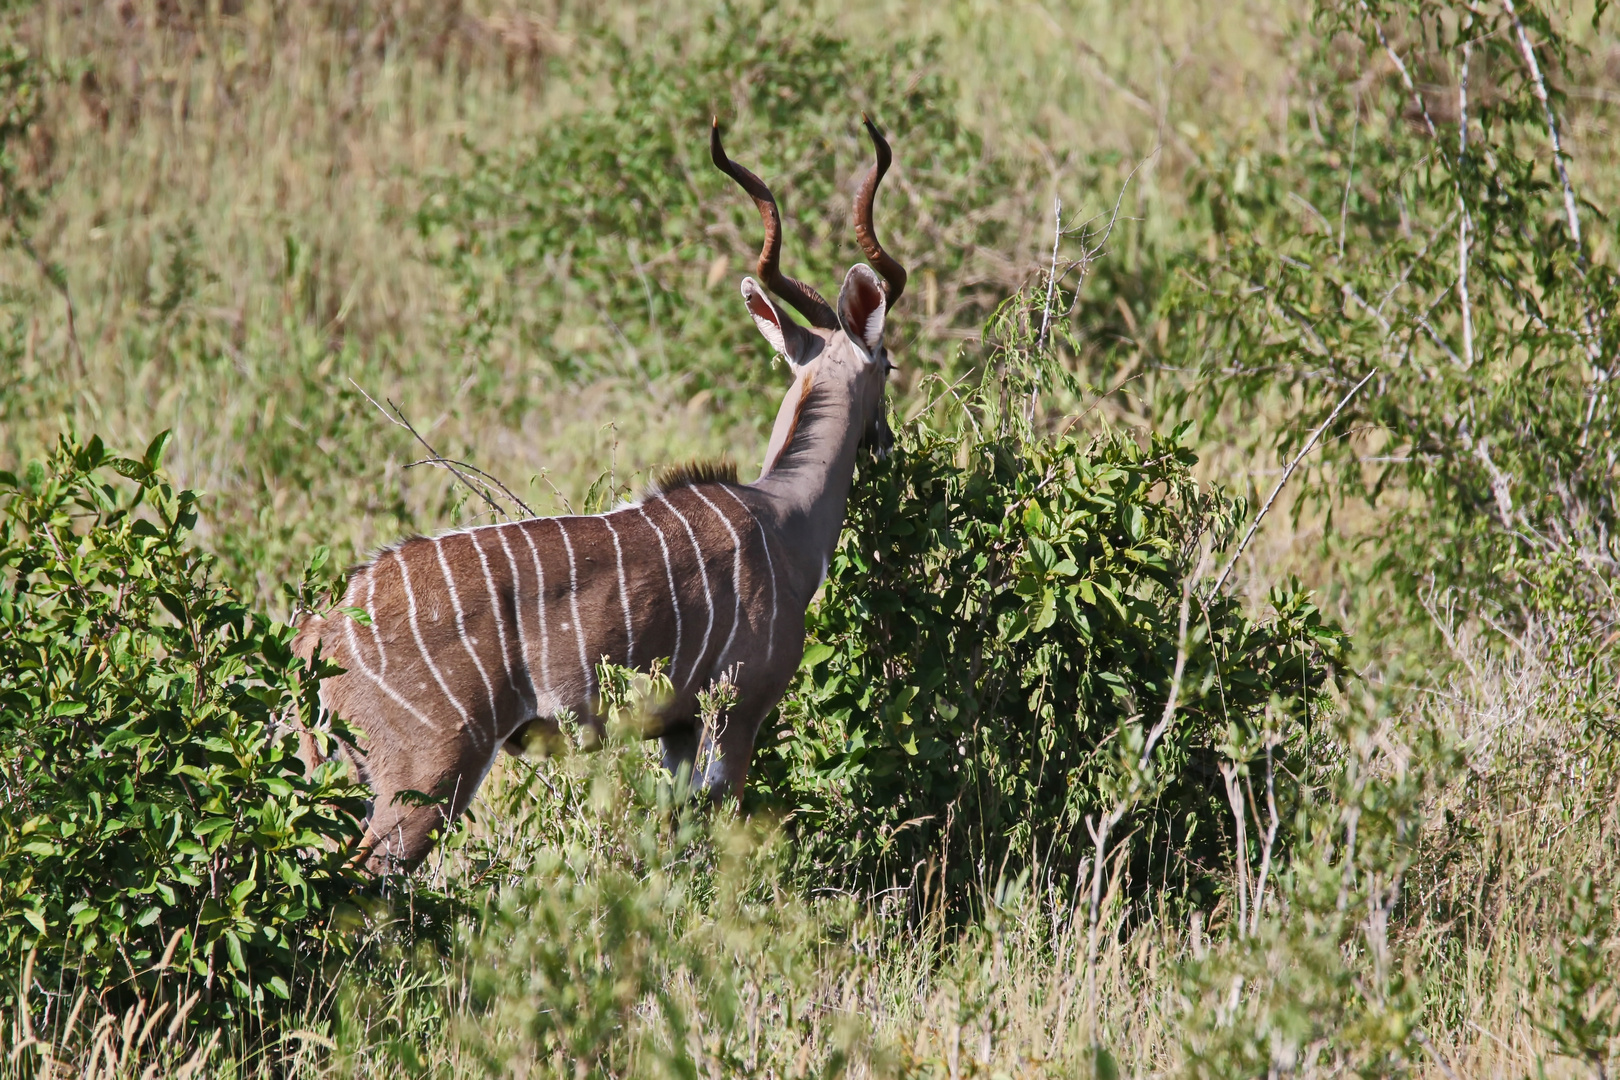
[350,378,533,519]
[1036,199,1064,353]
[1499,0,1581,247]
[1206,369,1377,601]
[1028,199,1065,426]
[1082,564,1196,1028]
[1360,0,1437,139]
[1338,106,1360,261]
[1220,760,1250,933]
[1413,1030,1462,1080]
[18,236,85,377]
[1458,37,1475,369]
[1249,739,1281,935]
[403,457,536,519]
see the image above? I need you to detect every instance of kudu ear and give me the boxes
[836,263,887,360]
[741,277,817,369]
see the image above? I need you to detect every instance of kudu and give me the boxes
[293,118,906,872]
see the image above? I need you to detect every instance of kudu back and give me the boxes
[293,119,906,872]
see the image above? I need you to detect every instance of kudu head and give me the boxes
[711,117,906,474]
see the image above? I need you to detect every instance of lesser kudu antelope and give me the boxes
[294,118,907,872]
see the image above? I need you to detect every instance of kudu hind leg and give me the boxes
[660,724,702,789]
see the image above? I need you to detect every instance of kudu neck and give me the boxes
[752,370,866,593]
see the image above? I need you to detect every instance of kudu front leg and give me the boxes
[694,697,771,803]
[659,697,768,804]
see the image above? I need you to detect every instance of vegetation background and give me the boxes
[3,0,1620,1076]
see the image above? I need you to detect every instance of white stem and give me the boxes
[1221,762,1250,936]
[1458,39,1474,369]
[1499,0,1582,246]
[1249,740,1281,935]
[1359,1,1436,138]
[1030,199,1064,426]
[1082,573,1193,1029]
[1037,198,1064,352]
[1207,370,1377,601]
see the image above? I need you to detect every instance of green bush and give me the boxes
[754,294,1351,908]
[0,434,368,1024]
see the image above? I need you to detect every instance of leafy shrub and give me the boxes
[1159,0,1620,632]
[754,294,1351,907]
[0,434,368,1024]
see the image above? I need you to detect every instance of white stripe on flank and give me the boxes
[366,573,388,674]
[340,576,437,729]
[554,520,592,700]
[601,516,635,667]
[716,485,776,663]
[691,488,743,667]
[635,505,682,685]
[470,529,530,714]
[493,525,539,717]
[659,495,714,691]
[517,523,559,714]
[396,549,472,727]
[434,537,500,729]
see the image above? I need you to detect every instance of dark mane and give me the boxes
[644,459,741,497]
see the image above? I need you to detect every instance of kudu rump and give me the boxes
[295,120,906,871]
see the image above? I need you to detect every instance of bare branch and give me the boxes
[1082,561,1196,1027]
[1036,199,1064,353]
[1249,739,1281,935]
[1499,0,1581,247]
[350,378,534,520]
[1458,38,1475,369]
[1359,0,1437,139]
[1206,369,1378,601]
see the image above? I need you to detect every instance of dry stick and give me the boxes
[1498,0,1612,438]
[1338,107,1359,261]
[1458,38,1476,369]
[1036,198,1064,353]
[403,456,536,517]
[1205,369,1377,602]
[350,379,534,519]
[1081,569,1195,1036]
[1218,760,1251,933]
[1028,198,1064,427]
[1360,1,1438,139]
[1500,0,1581,247]
[1413,1030,1463,1080]
[1359,4,1480,371]
[1248,739,1282,936]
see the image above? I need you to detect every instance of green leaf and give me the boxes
[143,430,173,471]
[800,642,835,670]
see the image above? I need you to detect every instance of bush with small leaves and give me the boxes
[0,434,370,1029]
[753,294,1351,910]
